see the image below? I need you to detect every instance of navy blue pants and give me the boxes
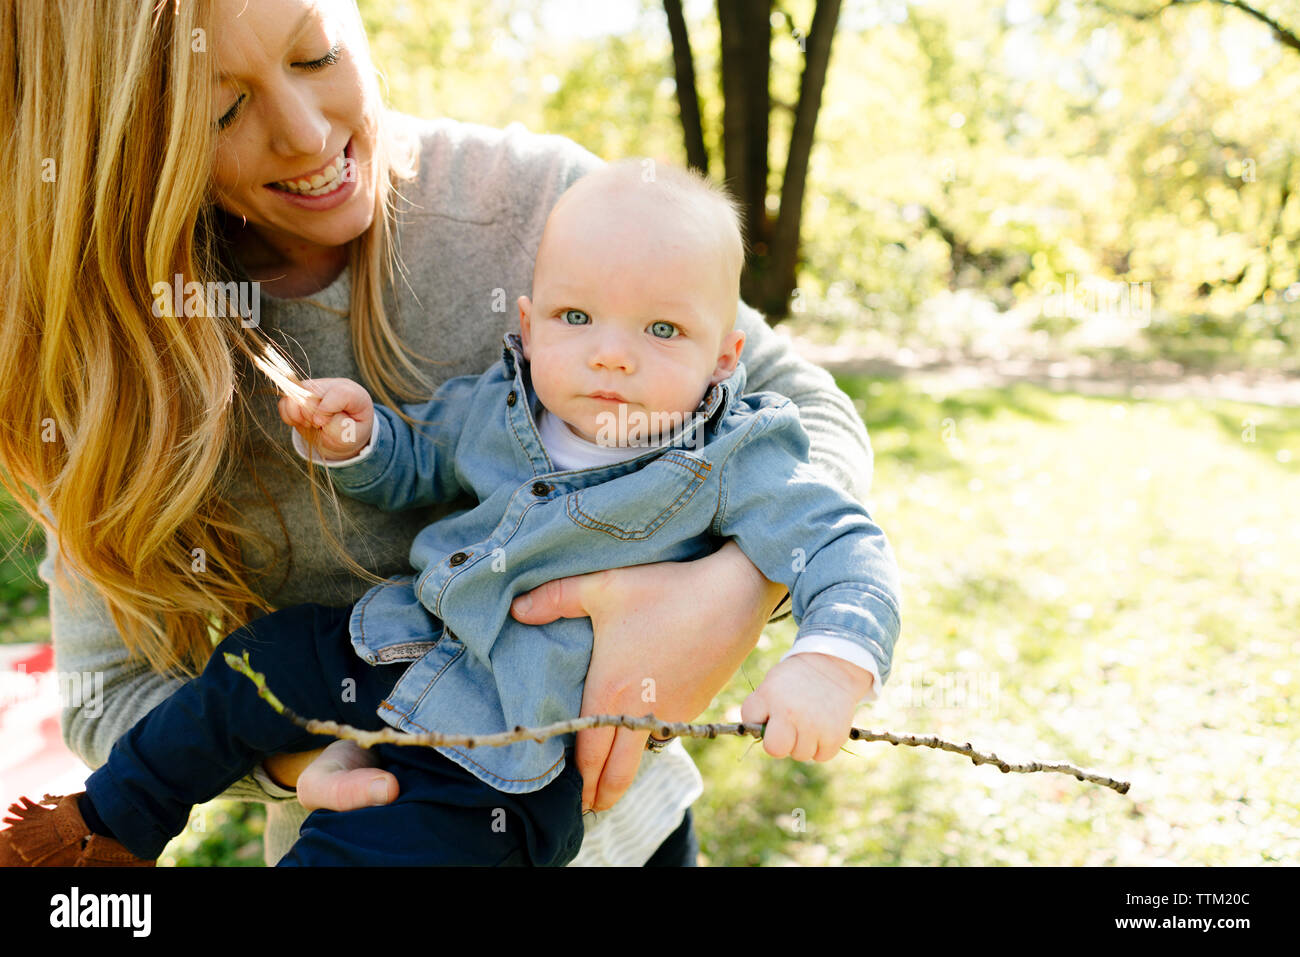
[85,602,657,866]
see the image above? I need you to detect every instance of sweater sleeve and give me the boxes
[38,524,292,806]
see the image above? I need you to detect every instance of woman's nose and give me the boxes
[264,83,331,160]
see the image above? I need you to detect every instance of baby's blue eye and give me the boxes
[562,309,590,325]
[649,321,678,339]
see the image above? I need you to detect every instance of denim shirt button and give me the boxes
[506,390,517,407]
[531,481,551,496]
[448,551,469,566]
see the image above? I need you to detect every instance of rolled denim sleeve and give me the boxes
[712,401,901,686]
[321,374,479,511]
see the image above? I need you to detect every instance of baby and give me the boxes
[2,160,900,868]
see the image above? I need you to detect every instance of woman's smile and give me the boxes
[262,137,359,210]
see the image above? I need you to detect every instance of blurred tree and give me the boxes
[1088,0,1300,322]
[665,1,843,321]
[1094,0,1300,52]
[352,0,1300,362]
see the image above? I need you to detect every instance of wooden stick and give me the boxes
[225,651,1131,794]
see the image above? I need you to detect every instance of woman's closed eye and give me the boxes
[215,43,343,132]
[217,96,245,132]
[299,43,342,72]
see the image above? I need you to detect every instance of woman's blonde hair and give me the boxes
[0,0,438,675]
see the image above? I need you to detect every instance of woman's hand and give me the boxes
[510,540,787,813]
[265,741,399,811]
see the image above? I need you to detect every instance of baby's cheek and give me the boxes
[531,367,562,407]
[669,376,709,417]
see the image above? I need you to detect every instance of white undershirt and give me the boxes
[535,405,668,469]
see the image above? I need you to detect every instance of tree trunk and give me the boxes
[759,0,842,321]
[717,0,771,301]
[695,1,841,322]
[663,0,709,174]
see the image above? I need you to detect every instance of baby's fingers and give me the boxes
[760,719,797,759]
[278,393,314,429]
[788,726,818,762]
[744,695,796,759]
[311,381,369,427]
[814,733,846,763]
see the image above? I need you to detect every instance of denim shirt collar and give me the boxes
[499,332,748,449]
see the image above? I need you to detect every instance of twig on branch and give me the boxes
[844,728,1130,794]
[1093,0,1300,55]
[225,652,1132,795]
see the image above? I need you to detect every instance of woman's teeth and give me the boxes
[270,147,348,196]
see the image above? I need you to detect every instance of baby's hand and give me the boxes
[277,377,375,462]
[740,653,874,762]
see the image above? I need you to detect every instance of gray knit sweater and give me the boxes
[40,114,876,865]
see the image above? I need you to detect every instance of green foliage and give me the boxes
[360,0,1300,353]
[159,802,267,867]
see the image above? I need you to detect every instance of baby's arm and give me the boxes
[278,373,481,511]
[713,399,901,761]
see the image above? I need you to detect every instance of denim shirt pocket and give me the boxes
[350,577,446,665]
[565,449,712,540]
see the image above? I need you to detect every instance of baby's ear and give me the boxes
[709,329,746,384]
[517,296,533,358]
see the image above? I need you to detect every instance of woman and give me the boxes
[0,0,877,865]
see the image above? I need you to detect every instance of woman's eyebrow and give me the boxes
[215,5,321,82]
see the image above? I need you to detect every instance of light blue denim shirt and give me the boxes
[320,333,901,793]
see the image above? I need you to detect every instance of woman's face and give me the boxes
[209,0,378,264]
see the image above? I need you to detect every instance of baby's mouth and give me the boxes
[266,141,351,196]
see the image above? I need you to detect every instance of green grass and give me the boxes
[686,376,1300,865]
[158,801,267,867]
[4,377,1297,865]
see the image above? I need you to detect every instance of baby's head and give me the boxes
[518,159,746,445]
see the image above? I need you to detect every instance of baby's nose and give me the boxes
[589,339,635,372]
